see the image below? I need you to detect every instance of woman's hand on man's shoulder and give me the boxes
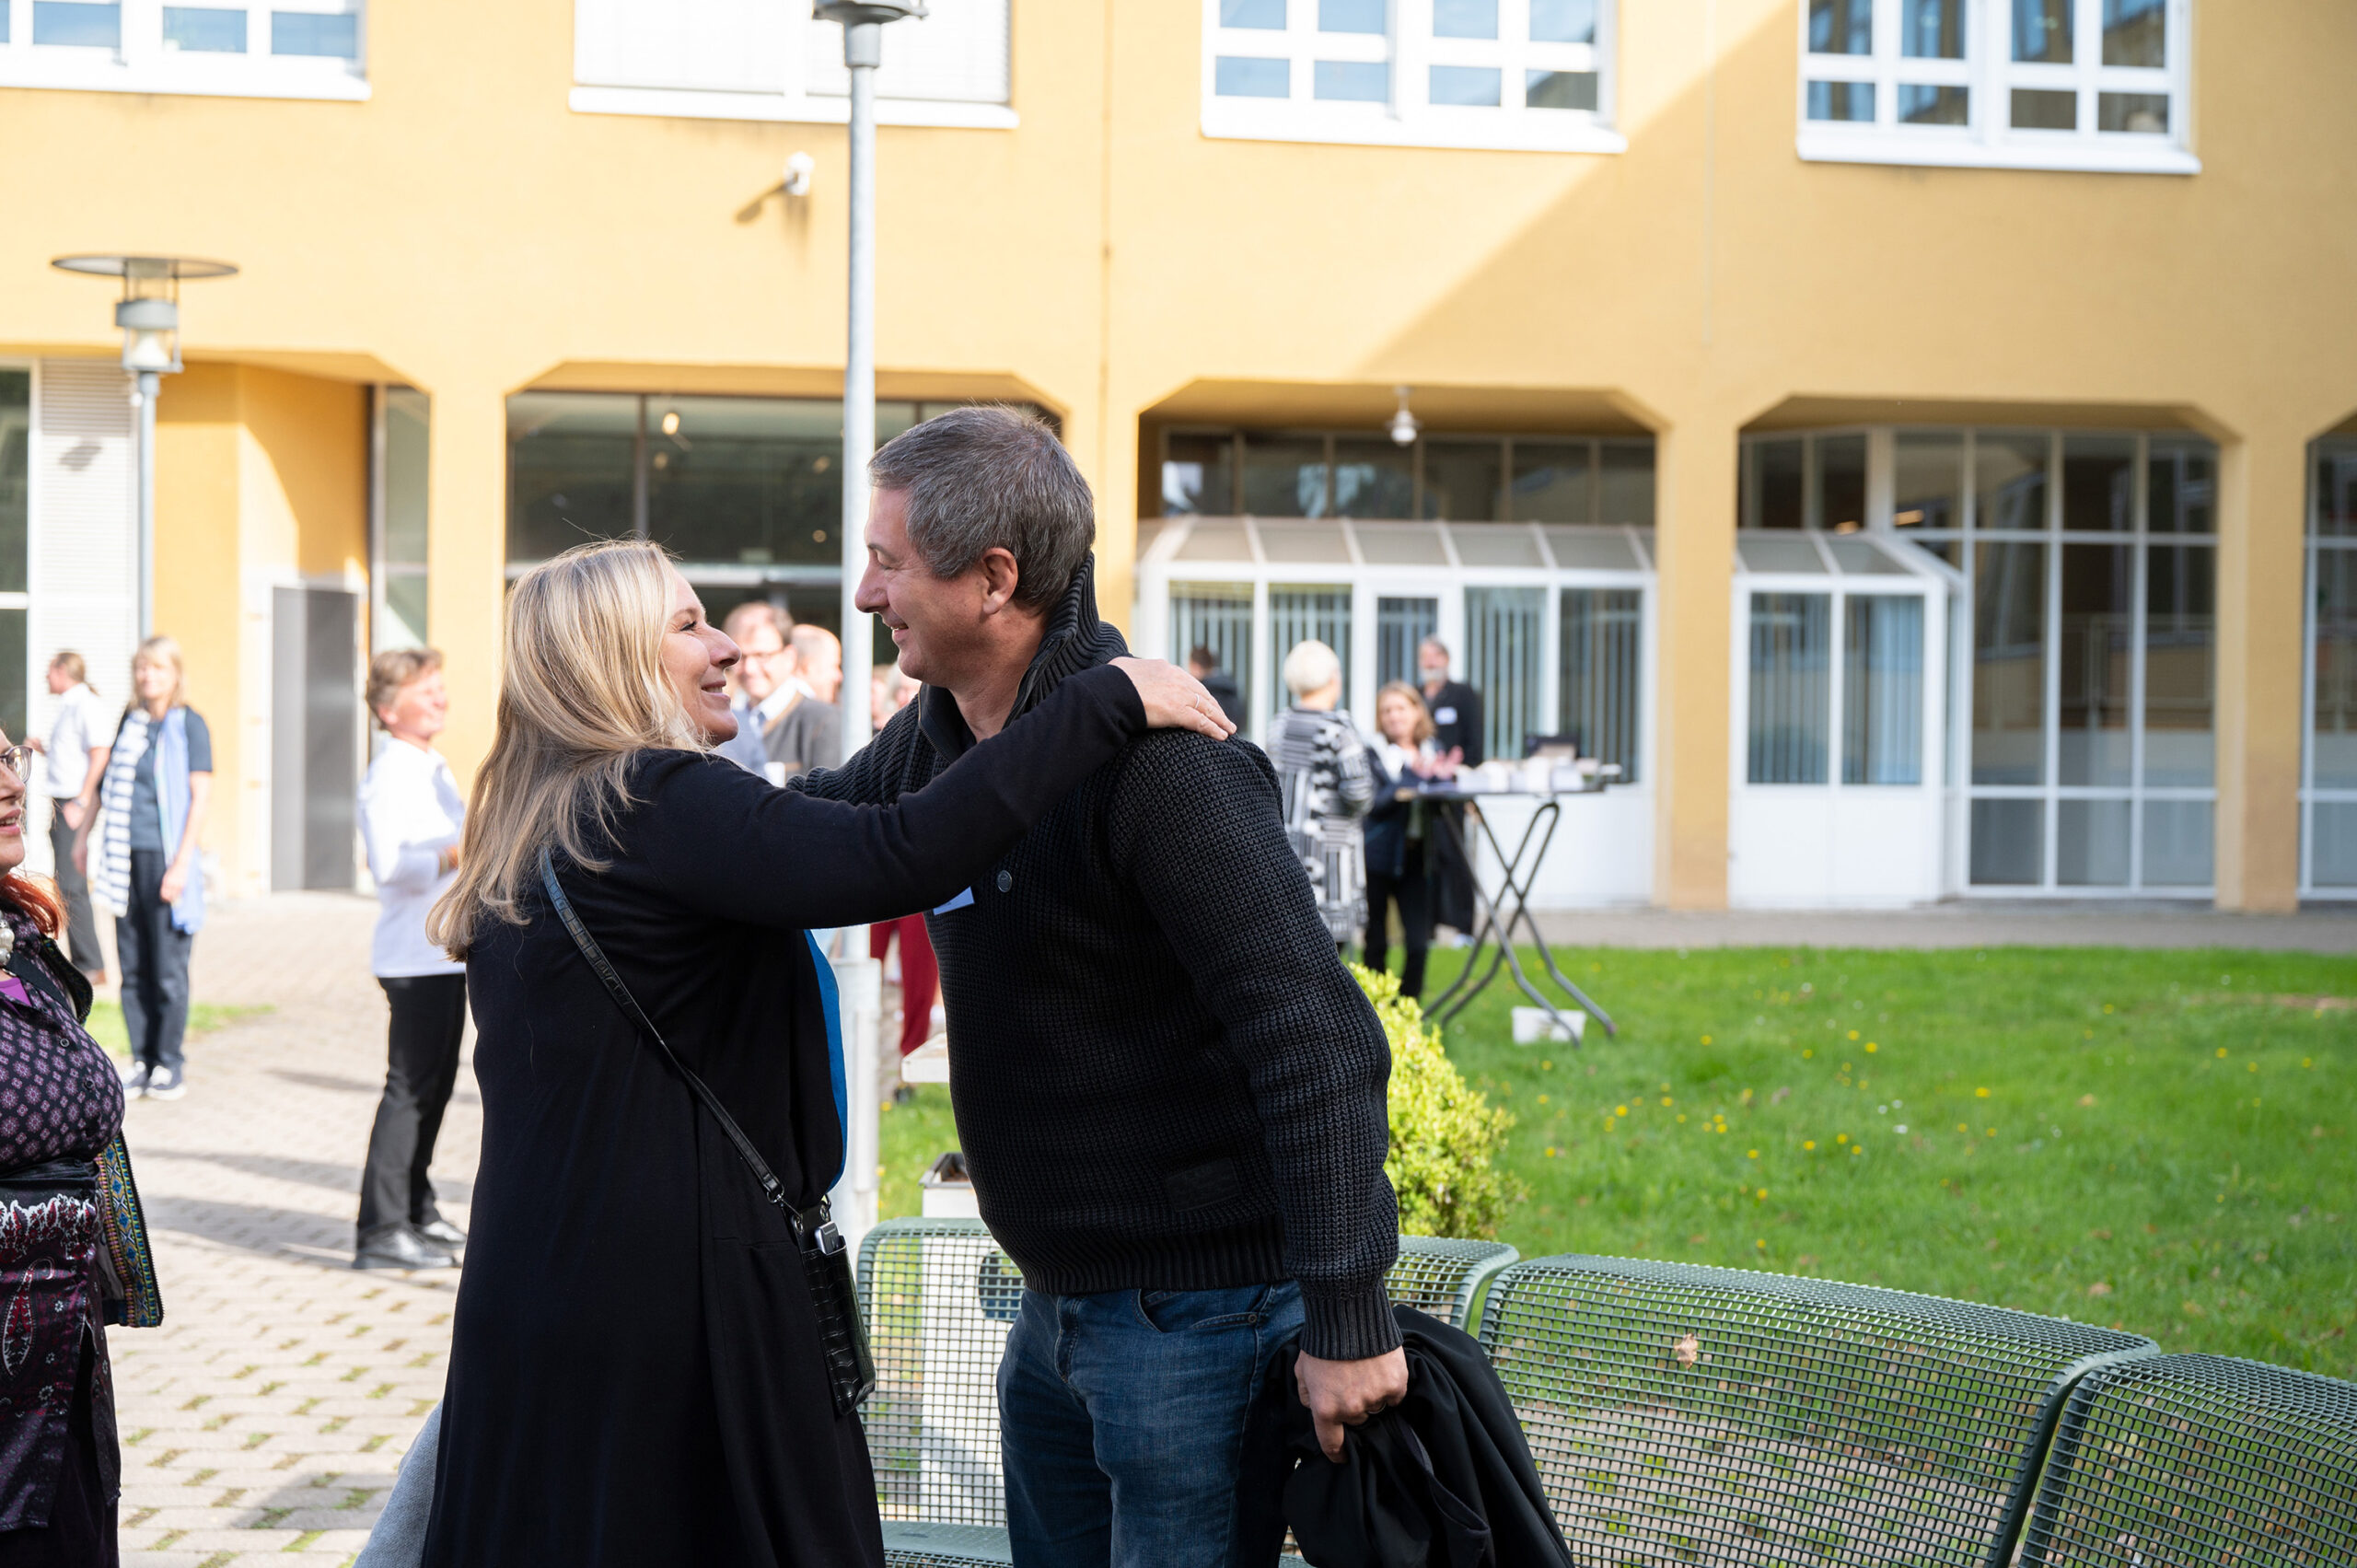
[1108,658,1237,742]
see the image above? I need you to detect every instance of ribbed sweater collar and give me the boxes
[917,553,1131,763]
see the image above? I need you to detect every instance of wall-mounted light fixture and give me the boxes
[1388,386,1421,447]
[50,253,239,637]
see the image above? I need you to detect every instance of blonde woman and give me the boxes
[416,540,1228,1568]
[73,636,212,1101]
[1364,681,1446,1001]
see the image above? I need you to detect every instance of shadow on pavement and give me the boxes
[140,1149,364,1195]
[268,1068,385,1095]
[145,1195,354,1255]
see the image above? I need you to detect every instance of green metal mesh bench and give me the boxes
[2016,1353,2357,1567]
[1476,1254,2159,1568]
[856,1217,1517,1567]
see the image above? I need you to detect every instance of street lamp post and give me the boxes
[812,0,923,1254]
[50,255,238,638]
[815,0,923,768]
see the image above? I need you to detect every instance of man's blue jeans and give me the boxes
[998,1280,1302,1568]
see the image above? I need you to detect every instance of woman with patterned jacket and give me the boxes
[0,726,164,1566]
[1266,638,1377,950]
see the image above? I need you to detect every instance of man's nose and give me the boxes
[853,570,888,615]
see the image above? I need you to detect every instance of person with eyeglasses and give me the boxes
[72,636,213,1103]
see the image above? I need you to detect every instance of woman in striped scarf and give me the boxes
[70,638,213,1102]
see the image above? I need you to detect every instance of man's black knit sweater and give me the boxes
[797,562,1401,1361]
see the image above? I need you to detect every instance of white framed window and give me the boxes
[1795,0,2195,175]
[0,0,366,100]
[570,0,1015,129]
[1202,0,1624,155]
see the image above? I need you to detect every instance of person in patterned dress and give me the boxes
[0,729,145,1566]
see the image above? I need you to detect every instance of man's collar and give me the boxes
[755,683,804,724]
[917,552,1127,764]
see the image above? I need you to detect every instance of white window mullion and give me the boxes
[1393,0,1427,122]
[1873,0,1897,127]
[121,0,162,67]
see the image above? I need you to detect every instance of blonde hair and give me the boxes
[50,651,91,692]
[366,647,443,726]
[1376,680,1436,745]
[130,636,187,711]
[428,540,709,957]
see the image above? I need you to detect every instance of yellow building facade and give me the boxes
[1,0,2347,910]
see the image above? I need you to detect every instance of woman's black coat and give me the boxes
[423,667,1145,1568]
[1363,749,1431,885]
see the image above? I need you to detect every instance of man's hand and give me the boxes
[59,799,84,831]
[1295,1345,1410,1462]
[160,859,188,905]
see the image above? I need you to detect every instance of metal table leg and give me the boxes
[1426,798,1618,1040]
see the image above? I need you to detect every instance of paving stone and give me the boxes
[112,893,466,1568]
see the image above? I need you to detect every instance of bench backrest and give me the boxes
[855,1218,1517,1530]
[1477,1254,2158,1568]
[2016,1353,2357,1568]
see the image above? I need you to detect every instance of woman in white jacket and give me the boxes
[354,649,470,1272]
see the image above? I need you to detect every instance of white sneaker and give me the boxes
[145,1065,187,1101]
[120,1062,151,1098]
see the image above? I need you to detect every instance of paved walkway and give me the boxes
[110,892,464,1568]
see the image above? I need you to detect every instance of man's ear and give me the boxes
[976,547,1023,616]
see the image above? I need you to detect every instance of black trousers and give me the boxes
[117,849,192,1074]
[357,973,468,1239]
[1366,862,1433,1001]
[45,808,103,977]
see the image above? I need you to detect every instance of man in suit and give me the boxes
[1416,637,1485,770]
[772,625,843,774]
[1417,637,1485,939]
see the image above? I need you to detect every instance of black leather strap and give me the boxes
[538,846,832,1248]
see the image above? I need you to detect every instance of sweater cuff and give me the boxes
[1072,661,1148,735]
[1299,1280,1402,1362]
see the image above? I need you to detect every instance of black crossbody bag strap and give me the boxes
[538,846,875,1413]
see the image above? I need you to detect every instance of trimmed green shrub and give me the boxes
[1355,964,1524,1239]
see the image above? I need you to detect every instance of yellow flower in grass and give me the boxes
[1804,1140,1816,1150]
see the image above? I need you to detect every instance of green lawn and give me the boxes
[85,1002,268,1063]
[878,943,2357,1378]
[879,1085,962,1220]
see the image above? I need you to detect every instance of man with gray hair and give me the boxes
[797,406,1405,1568]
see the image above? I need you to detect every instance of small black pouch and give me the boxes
[540,849,876,1416]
